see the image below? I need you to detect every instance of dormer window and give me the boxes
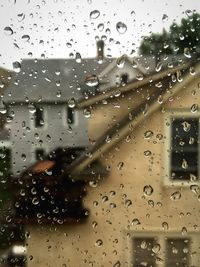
[121,74,129,85]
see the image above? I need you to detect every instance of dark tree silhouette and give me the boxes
[139,12,200,57]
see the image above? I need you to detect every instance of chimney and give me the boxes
[96,40,104,63]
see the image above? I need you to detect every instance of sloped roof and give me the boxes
[2,58,112,103]
[68,58,200,178]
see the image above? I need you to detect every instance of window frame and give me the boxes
[164,110,200,187]
[126,230,198,267]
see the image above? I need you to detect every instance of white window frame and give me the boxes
[126,230,199,267]
[164,109,200,187]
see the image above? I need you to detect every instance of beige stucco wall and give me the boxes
[27,74,200,267]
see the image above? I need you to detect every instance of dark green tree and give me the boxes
[139,12,200,56]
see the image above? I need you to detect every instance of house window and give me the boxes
[133,238,156,267]
[132,236,190,267]
[67,107,75,125]
[121,73,128,85]
[170,118,199,180]
[0,147,11,176]
[35,149,45,161]
[35,106,44,128]
[166,238,190,267]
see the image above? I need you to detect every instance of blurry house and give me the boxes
[25,56,200,267]
[1,43,200,267]
[0,41,150,177]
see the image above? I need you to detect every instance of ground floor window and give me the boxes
[132,234,190,267]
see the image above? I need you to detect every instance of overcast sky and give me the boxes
[1,0,200,69]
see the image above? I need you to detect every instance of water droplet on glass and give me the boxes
[117,162,124,170]
[92,221,98,228]
[152,243,161,254]
[85,75,99,87]
[22,34,30,42]
[190,184,199,195]
[68,98,76,108]
[182,158,188,169]
[191,104,198,113]
[32,197,39,205]
[0,101,7,114]
[184,47,191,58]
[162,221,169,230]
[21,153,26,161]
[181,227,187,235]
[12,61,21,73]
[56,90,61,97]
[125,199,132,208]
[162,14,168,22]
[144,150,152,157]
[116,22,127,34]
[144,130,153,139]
[4,26,13,35]
[0,81,5,89]
[17,13,25,21]
[170,191,181,201]
[140,240,147,249]
[148,199,154,207]
[189,66,196,75]
[28,103,36,114]
[143,185,153,196]
[155,62,162,72]
[83,108,91,118]
[105,135,111,143]
[132,218,141,226]
[95,239,103,247]
[182,121,191,132]
[75,52,82,63]
[116,55,126,68]
[97,23,104,31]
[90,10,100,19]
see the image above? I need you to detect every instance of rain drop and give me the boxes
[191,104,198,113]
[95,239,103,247]
[75,52,82,63]
[4,26,13,35]
[90,10,100,19]
[12,61,21,73]
[22,34,30,42]
[162,14,168,22]
[97,23,104,31]
[68,98,76,108]
[116,22,127,34]
[143,185,153,196]
[170,191,181,201]
[132,218,141,226]
[83,108,91,118]
[85,75,99,87]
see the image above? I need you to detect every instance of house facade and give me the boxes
[0,44,151,177]
[24,60,200,266]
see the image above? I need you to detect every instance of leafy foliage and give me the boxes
[139,12,200,56]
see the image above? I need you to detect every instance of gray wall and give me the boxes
[1,103,89,175]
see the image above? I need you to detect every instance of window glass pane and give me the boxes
[171,118,199,180]
[133,238,156,267]
[67,107,74,125]
[166,238,190,267]
[34,106,44,128]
